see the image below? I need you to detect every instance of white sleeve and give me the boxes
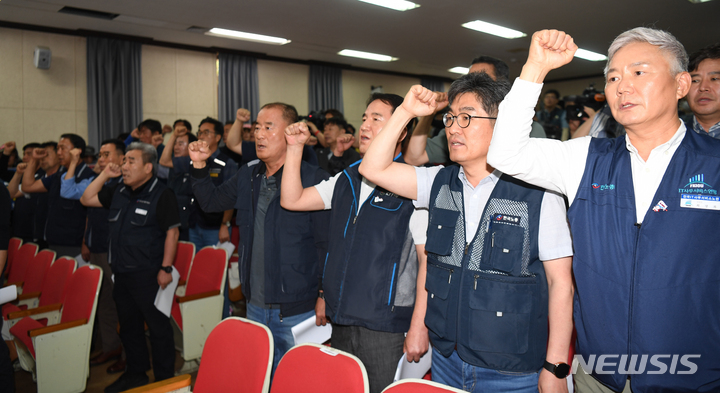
[538,190,574,262]
[409,208,429,245]
[487,78,592,204]
[413,165,443,209]
[314,172,342,210]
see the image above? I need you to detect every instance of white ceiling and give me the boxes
[1,0,717,81]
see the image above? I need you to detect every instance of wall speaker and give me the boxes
[34,46,52,70]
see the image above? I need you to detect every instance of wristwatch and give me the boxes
[543,360,570,378]
[224,221,232,228]
[160,266,173,274]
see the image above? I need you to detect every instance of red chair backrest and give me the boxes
[61,265,101,324]
[39,257,77,307]
[193,318,272,393]
[271,344,368,393]
[7,243,39,283]
[174,241,195,283]
[6,237,22,276]
[383,379,464,393]
[22,250,55,294]
[230,224,240,252]
[185,247,227,297]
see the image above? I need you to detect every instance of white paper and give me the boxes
[74,254,90,267]
[215,241,235,261]
[154,266,181,317]
[291,315,332,346]
[0,285,17,305]
[228,261,240,290]
[393,346,433,382]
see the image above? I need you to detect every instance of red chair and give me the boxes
[3,257,77,328]
[270,343,369,393]
[172,246,228,373]
[173,241,195,297]
[5,242,39,288]
[0,249,55,319]
[10,264,102,393]
[5,237,22,278]
[382,379,465,393]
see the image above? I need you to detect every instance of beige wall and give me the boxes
[342,71,420,129]
[0,28,87,148]
[142,45,218,129]
[257,60,309,117]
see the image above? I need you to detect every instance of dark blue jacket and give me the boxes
[86,177,121,254]
[568,130,720,392]
[322,157,417,333]
[44,164,95,246]
[191,159,330,317]
[424,166,548,372]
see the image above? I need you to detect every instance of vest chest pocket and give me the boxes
[425,263,454,338]
[369,194,403,211]
[108,209,121,222]
[425,208,460,256]
[130,207,149,226]
[482,222,524,276]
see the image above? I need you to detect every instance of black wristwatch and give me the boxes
[160,266,173,274]
[318,291,325,299]
[543,360,570,378]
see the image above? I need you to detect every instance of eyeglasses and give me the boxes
[197,130,214,137]
[443,113,497,128]
[96,152,111,159]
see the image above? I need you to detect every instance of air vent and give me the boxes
[58,6,119,20]
[186,26,210,34]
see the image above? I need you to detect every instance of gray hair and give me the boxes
[604,27,688,77]
[127,142,157,175]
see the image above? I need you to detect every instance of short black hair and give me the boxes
[60,133,86,157]
[261,102,299,125]
[367,93,417,133]
[689,42,720,72]
[324,117,347,130]
[544,89,560,100]
[40,141,58,150]
[447,72,511,117]
[198,117,224,136]
[470,55,510,80]
[173,119,192,132]
[138,119,162,134]
[323,109,344,119]
[101,139,126,154]
[224,120,234,126]
[23,142,41,151]
[184,133,198,143]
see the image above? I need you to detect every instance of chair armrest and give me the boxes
[122,374,191,393]
[5,281,23,288]
[17,291,41,301]
[177,279,186,287]
[176,290,221,303]
[29,319,87,337]
[7,303,62,320]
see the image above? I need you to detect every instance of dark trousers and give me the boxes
[0,317,14,393]
[113,269,175,381]
[90,252,122,352]
[331,324,405,393]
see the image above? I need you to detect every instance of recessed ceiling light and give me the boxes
[338,49,398,62]
[574,48,607,61]
[449,67,469,74]
[462,20,526,39]
[205,28,290,45]
[357,0,420,11]
[687,0,714,3]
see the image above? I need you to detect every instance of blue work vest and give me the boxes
[107,177,167,273]
[322,156,417,333]
[568,130,720,392]
[424,166,548,372]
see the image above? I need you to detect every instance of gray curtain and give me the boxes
[421,77,445,93]
[309,65,343,113]
[86,37,142,148]
[218,53,259,123]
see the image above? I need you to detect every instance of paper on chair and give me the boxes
[228,261,240,290]
[291,315,332,345]
[393,345,433,382]
[215,241,235,262]
[74,253,90,267]
[154,266,181,318]
[0,285,17,305]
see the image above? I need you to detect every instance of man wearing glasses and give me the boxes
[359,72,574,393]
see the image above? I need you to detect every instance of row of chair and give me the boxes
[130,317,465,393]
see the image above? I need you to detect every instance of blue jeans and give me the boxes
[189,225,233,318]
[431,348,539,393]
[245,303,314,379]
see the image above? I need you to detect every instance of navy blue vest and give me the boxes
[322,156,417,333]
[13,170,44,241]
[192,151,232,228]
[86,177,121,254]
[45,164,95,246]
[425,166,548,372]
[568,130,720,392]
[108,177,167,273]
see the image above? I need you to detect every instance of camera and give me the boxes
[299,111,326,130]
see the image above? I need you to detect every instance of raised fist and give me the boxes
[527,29,577,72]
[70,148,82,164]
[284,122,311,147]
[401,86,440,118]
[16,163,27,175]
[103,163,122,178]
[2,141,16,155]
[335,134,355,154]
[236,108,251,123]
[188,140,211,163]
[32,148,47,160]
[174,126,188,137]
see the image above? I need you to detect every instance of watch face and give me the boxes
[555,363,570,378]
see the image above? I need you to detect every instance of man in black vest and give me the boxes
[82,142,180,393]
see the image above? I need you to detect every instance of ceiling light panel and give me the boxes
[338,49,398,62]
[205,28,291,45]
[449,67,469,74]
[462,20,526,39]
[574,48,607,61]
[357,0,420,11]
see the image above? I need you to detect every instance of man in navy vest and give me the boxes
[281,93,429,393]
[82,142,180,392]
[686,42,720,138]
[359,74,574,393]
[487,28,720,392]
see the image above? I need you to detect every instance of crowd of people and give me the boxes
[0,26,719,393]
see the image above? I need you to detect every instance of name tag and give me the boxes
[213,158,226,167]
[135,208,148,215]
[680,194,720,211]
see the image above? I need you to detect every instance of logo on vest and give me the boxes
[678,174,717,195]
[652,200,668,212]
[493,214,520,224]
[591,183,615,191]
